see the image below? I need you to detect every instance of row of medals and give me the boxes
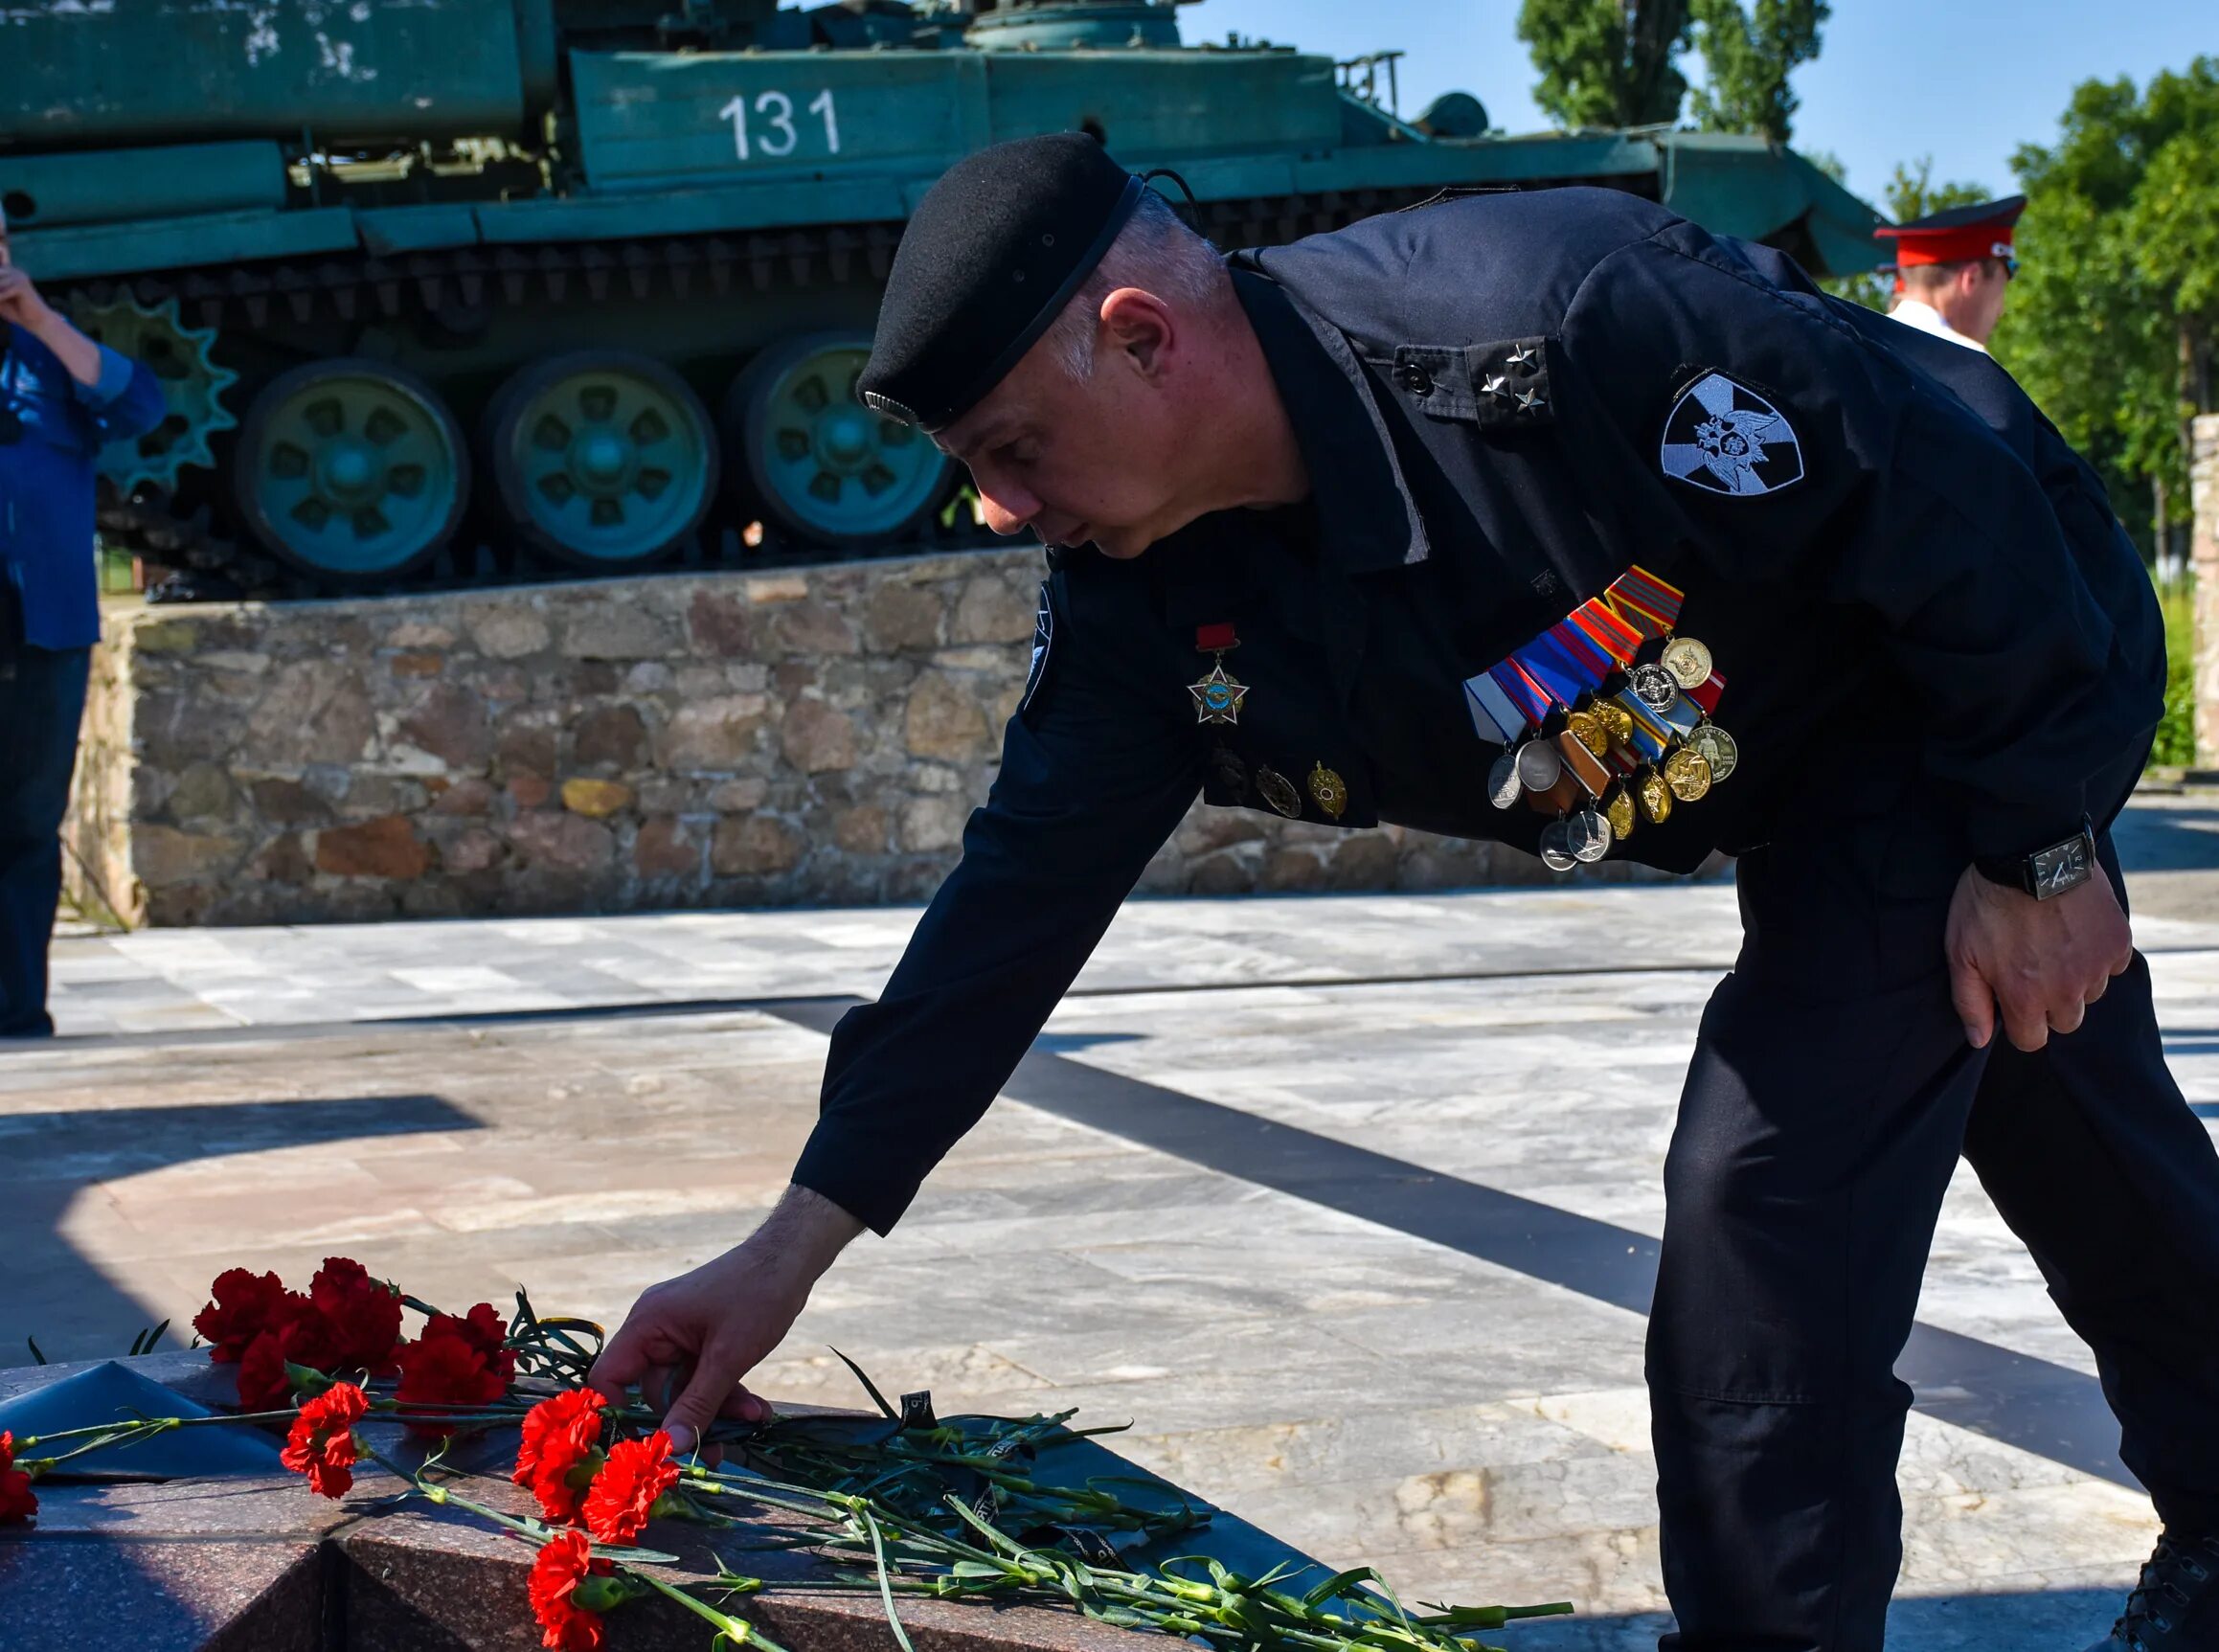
[1490,634,1739,871]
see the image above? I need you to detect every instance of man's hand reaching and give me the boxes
[1945,858,2135,1052]
[589,1184,863,1454]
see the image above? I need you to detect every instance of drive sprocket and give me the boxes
[64,295,238,493]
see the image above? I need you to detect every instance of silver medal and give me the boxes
[1629,662,1679,710]
[1487,749,1524,809]
[1566,806,1614,863]
[1515,737,1564,792]
[1538,820,1577,871]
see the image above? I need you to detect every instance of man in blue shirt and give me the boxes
[0,204,165,1036]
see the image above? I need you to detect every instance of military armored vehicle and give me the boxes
[2,0,1882,596]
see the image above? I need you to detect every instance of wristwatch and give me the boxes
[1975,819,2096,900]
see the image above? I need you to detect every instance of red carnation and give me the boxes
[528,1528,610,1652]
[516,1390,607,1525]
[423,1302,512,1377]
[0,1432,37,1526]
[281,1381,370,1500]
[193,1268,290,1363]
[234,1295,332,1410]
[581,1433,678,1546]
[396,1324,509,1435]
[307,1257,402,1377]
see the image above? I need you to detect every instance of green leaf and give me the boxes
[829,1348,899,1420]
[1302,1568,1384,1608]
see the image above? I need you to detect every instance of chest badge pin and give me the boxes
[1307,761,1348,821]
[1189,622,1248,726]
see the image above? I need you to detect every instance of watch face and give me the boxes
[2032,835,2093,898]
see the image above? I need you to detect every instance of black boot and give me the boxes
[2087,1532,2219,1651]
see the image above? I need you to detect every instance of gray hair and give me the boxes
[1041,189,1227,382]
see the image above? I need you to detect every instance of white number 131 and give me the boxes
[719,89,841,161]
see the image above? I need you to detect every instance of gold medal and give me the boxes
[1637,767,1673,825]
[1687,722,1738,784]
[1257,764,1302,818]
[1604,784,1637,841]
[1663,746,1712,803]
[1566,708,1611,758]
[1307,761,1348,821]
[1662,636,1713,690]
[1591,700,1635,745]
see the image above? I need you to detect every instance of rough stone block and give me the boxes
[166,761,239,826]
[399,684,492,771]
[134,824,243,886]
[572,704,650,771]
[832,804,891,856]
[507,773,553,810]
[633,815,707,879]
[905,672,991,761]
[687,587,756,657]
[249,777,329,826]
[431,778,498,818]
[561,778,635,819]
[559,601,672,661]
[952,574,1037,645]
[864,582,944,652]
[661,695,769,770]
[314,816,432,880]
[766,600,859,656]
[509,811,616,874]
[713,814,803,876]
[781,697,859,774]
[900,794,970,853]
[466,605,552,659]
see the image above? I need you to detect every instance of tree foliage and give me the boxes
[1685,0,1829,144]
[1993,57,2219,554]
[1515,0,1691,129]
[1515,0,1826,140]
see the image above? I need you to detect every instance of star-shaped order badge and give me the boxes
[1190,658,1249,725]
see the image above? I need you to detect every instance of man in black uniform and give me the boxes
[594,136,2219,1652]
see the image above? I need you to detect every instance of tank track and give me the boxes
[60,183,1495,600]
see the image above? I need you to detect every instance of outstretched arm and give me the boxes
[590,566,1203,1443]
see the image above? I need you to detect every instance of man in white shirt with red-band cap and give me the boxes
[1876,193,2027,354]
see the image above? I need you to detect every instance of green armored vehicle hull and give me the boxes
[2,0,1883,595]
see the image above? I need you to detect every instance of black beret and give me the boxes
[859,132,1145,431]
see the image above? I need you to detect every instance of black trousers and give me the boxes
[0,644,91,1037]
[1649,817,2219,1651]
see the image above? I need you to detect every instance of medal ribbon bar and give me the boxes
[1601,566,1685,639]
[1490,661,1555,729]
[1568,602,1642,667]
[1465,673,1526,744]
[1514,632,1597,709]
[1546,617,1614,678]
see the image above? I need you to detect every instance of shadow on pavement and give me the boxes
[0,1094,480,1364]
[1501,1586,2117,1650]
[2113,803,2219,874]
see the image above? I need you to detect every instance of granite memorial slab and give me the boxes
[0,1351,1326,1652]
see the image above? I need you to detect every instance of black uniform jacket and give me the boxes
[796,188,2164,1234]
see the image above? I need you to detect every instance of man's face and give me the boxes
[936,301,1194,561]
[1945,256,2011,345]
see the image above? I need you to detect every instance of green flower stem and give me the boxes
[12,1408,298,1452]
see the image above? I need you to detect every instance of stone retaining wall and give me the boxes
[63,550,1662,927]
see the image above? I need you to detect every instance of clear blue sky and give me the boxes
[1183,0,2215,208]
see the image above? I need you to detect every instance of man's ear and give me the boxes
[1098,287,1175,378]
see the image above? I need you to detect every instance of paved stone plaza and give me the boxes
[9,791,2219,1649]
